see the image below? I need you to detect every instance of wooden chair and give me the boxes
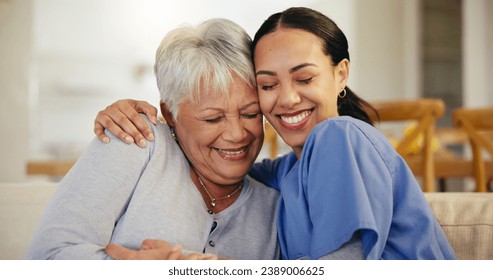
[453,107,493,192]
[26,160,75,176]
[433,127,473,191]
[368,98,445,192]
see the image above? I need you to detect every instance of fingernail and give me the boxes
[124,136,133,144]
[139,138,147,148]
[148,133,155,141]
[103,137,110,143]
[151,116,158,125]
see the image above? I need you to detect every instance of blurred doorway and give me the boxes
[422,0,462,128]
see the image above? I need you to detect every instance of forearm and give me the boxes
[27,239,111,260]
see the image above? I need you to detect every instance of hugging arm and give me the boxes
[94,99,158,148]
[299,121,392,259]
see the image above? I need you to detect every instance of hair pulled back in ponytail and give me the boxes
[338,87,376,125]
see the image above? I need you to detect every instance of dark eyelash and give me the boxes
[205,117,223,123]
[242,113,260,119]
[299,77,313,84]
[261,85,275,91]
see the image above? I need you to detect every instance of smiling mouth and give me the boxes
[213,146,248,159]
[278,110,313,124]
[215,147,247,155]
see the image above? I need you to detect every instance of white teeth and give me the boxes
[280,110,311,124]
[217,148,245,155]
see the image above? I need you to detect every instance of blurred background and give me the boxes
[1,0,492,184]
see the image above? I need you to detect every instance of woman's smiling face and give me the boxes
[254,28,348,158]
[172,75,264,185]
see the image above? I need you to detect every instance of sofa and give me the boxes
[0,182,58,260]
[425,192,493,259]
[1,182,492,260]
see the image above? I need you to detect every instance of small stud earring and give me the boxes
[170,127,177,141]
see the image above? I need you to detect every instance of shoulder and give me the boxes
[308,116,394,154]
[254,152,297,175]
[313,116,382,139]
[88,114,182,172]
[141,114,173,146]
[245,175,280,198]
[301,116,401,180]
[130,114,179,156]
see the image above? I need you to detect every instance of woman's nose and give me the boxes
[222,118,247,142]
[277,85,301,108]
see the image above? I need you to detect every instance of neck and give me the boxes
[190,168,243,214]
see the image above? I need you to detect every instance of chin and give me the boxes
[280,131,308,147]
[219,164,252,180]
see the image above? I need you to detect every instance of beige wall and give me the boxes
[0,0,32,182]
[463,0,493,107]
[353,0,421,101]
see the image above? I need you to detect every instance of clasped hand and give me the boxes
[105,239,219,260]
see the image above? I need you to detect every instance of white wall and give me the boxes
[0,0,32,182]
[353,0,421,101]
[463,0,493,107]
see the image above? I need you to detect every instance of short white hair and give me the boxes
[154,18,256,119]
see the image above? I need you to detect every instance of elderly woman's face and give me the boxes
[175,76,264,185]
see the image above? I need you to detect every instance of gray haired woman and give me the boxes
[26,18,279,260]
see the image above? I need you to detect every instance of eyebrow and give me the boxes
[202,101,259,112]
[241,100,260,110]
[255,63,317,76]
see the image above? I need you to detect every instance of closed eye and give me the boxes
[297,77,313,84]
[204,117,223,123]
[241,113,260,119]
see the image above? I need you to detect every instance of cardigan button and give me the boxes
[209,240,215,247]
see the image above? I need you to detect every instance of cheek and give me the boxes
[249,118,265,140]
[178,126,214,148]
[258,100,277,126]
[258,93,276,114]
[239,118,263,147]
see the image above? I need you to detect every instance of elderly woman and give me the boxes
[25,18,279,260]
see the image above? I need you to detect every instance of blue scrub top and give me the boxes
[250,116,455,260]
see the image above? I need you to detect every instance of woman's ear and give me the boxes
[160,101,176,127]
[336,59,350,89]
